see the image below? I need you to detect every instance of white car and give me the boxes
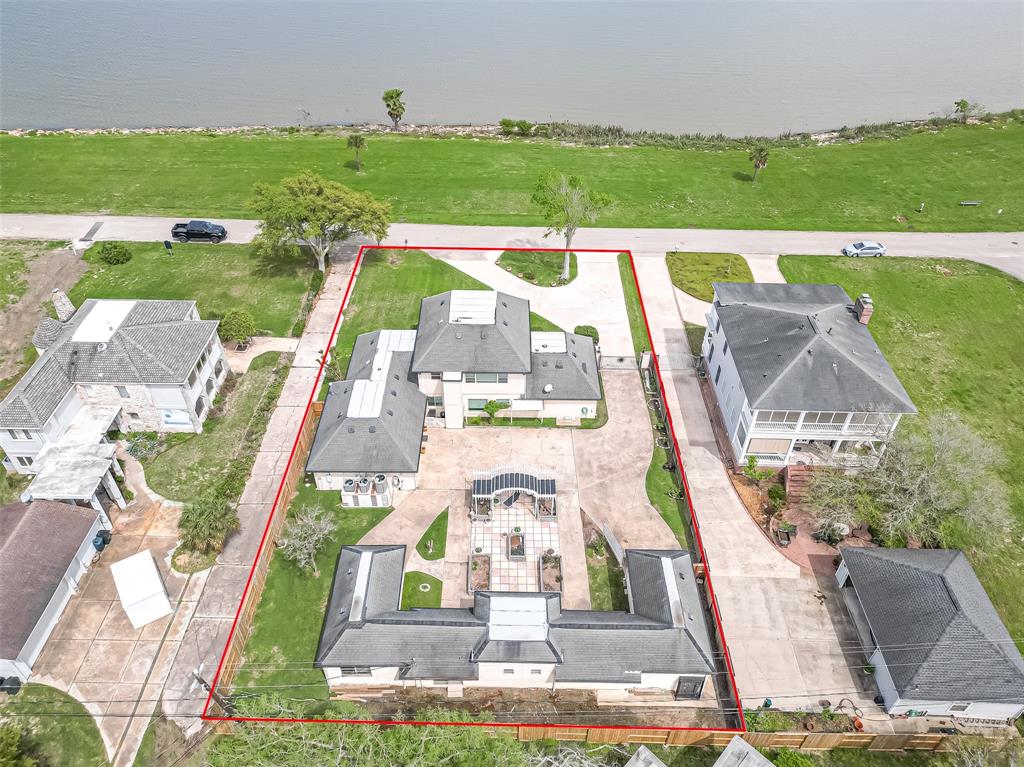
[842,240,886,257]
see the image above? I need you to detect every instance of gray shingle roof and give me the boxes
[0,299,218,429]
[411,291,532,374]
[842,547,1024,703]
[315,546,715,684]
[524,332,601,401]
[712,283,916,414]
[305,348,427,474]
[0,501,98,659]
[32,318,64,350]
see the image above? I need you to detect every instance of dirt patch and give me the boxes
[0,241,85,378]
[729,473,771,529]
[541,553,562,592]
[470,554,490,591]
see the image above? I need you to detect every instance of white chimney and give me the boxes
[854,294,873,325]
[52,289,76,322]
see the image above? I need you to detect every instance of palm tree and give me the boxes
[749,145,769,183]
[954,98,970,123]
[347,133,366,173]
[382,88,406,131]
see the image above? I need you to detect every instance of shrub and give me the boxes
[499,118,517,136]
[98,241,132,265]
[767,482,787,512]
[309,269,324,295]
[219,308,257,342]
[178,491,239,554]
[574,325,600,344]
[515,119,534,136]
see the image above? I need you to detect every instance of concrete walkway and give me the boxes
[2,214,1020,279]
[157,246,359,738]
[222,335,300,373]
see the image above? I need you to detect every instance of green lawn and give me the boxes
[415,508,448,560]
[779,256,1024,650]
[69,241,311,336]
[330,248,559,379]
[234,482,391,700]
[586,547,628,611]
[142,352,283,502]
[495,250,577,286]
[618,252,649,356]
[0,683,107,767]
[666,252,753,302]
[400,571,443,609]
[2,123,1022,231]
[684,322,707,356]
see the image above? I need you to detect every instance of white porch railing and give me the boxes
[747,452,788,465]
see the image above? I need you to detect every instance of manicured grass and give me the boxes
[618,252,649,356]
[779,256,1024,651]
[415,508,448,560]
[666,252,753,302]
[495,249,577,286]
[68,241,310,336]
[400,571,443,609]
[586,546,628,611]
[0,472,30,506]
[2,123,1023,231]
[0,240,63,311]
[142,352,283,502]
[0,683,106,767]
[234,482,391,700]
[330,248,560,379]
[646,438,691,549]
[684,322,707,356]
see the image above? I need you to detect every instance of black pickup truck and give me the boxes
[171,220,227,243]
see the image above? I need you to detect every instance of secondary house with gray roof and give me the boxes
[1,295,228,511]
[700,283,916,468]
[314,545,716,698]
[837,547,1024,721]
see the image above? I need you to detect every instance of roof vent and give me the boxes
[555,361,563,369]
[96,342,108,353]
[393,373,399,380]
[832,362,839,375]
[390,389,397,396]
[502,320,508,326]
[455,331,463,340]
[501,301,508,308]
[543,384,553,393]
[386,409,394,416]
[347,426,355,433]
[369,425,376,433]
[480,330,488,339]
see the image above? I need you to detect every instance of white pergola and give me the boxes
[471,464,557,517]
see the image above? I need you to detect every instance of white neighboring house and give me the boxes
[306,291,602,505]
[837,547,1024,722]
[0,295,229,483]
[0,500,107,681]
[701,283,916,468]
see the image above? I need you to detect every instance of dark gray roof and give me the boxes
[712,283,916,414]
[842,547,1024,703]
[411,291,532,374]
[1,299,218,429]
[305,348,427,474]
[315,546,715,683]
[524,333,602,401]
[32,318,64,350]
[0,501,98,659]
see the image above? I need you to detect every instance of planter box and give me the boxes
[469,554,491,592]
[540,554,562,592]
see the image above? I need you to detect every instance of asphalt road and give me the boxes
[1,213,1021,280]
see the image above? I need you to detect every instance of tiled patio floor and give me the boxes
[471,503,559,592]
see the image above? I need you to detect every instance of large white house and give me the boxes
[0,295,228,509]
[837,547,1024,722]
[701,283,916,468]
[306,290,601,506]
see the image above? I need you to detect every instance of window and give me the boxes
[502,669,515,676]
[426,396,443,407]
[188,370,198,388]
[468,399,488,411]
[7,429,32,441]
[804,411,846,425]
[465,372,498,384]
[128,412,140,420]
[707,344,715,363]
[737,421,747,448]
[498,373,508,384]
[530,669,543,675]
[755,410,799,426]
[714,316,721,332]
[430,373,442,380]
[16,456,33,467]
[722,340,729,356]
[714,366,722,384]
[116,385,130,398]
[949,703,970,713]
[849,412,883,427]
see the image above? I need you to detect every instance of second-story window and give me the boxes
[7,429,32,441]
[116,385,130,398]
[430,373,442,380]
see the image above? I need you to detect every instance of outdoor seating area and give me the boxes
[470,504,560,592]
[471,464,557,518]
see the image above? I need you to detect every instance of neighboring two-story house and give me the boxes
[306,290,601,505]
[701,283,916,468]
[1,297,229,501]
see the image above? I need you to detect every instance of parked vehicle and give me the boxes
[171,220,227,243]
[842,240,886,257]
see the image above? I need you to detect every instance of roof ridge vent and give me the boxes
[368,425,376,433]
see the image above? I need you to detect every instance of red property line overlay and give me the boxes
[202,244,746,734]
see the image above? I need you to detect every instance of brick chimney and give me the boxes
[51,288,76,322]
[854,293,873,325]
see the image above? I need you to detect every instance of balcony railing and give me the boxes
[750,420,894,436]
[747,452,788,465]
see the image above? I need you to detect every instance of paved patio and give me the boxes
[471,505,560,592]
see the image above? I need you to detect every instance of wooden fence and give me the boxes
[213,400,324,693]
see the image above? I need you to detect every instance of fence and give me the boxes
[212,400,324,694]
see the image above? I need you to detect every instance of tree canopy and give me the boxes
[346,133,366,172]
[248,171,390,272]
[749,145,769,182]
[280,504,337,577]
[531,171,611,279]
[382,88,406,130]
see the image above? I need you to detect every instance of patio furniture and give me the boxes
[508,533,526,560]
